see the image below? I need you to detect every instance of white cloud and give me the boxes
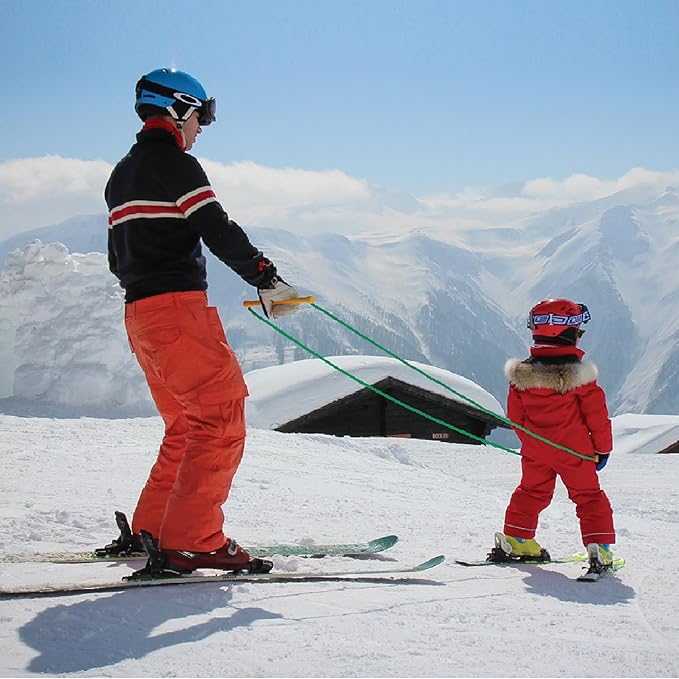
[199,159,375,229]
[1,155,678,242]
[418,167,679,233]
[0,156,112,239]
[522,167,679,202]
[0,156,111,202]
[201,159,372,206]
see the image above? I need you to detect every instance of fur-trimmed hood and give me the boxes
[504,358,599,394]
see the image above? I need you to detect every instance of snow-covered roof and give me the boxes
[612,413,679,454]
[244,355,504,430]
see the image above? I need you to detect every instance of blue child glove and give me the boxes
[595,453,609,471]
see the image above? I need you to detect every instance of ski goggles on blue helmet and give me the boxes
[197,97,216,126]
[135,69,216,126]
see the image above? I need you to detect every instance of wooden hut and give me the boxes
[275,375,506,443]
[245,355,507,444]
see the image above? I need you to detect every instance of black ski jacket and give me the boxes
[105,126,275,303]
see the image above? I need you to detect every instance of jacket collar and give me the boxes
[530,344,585,360]
[505,356,598,393]
[137,119,185,151]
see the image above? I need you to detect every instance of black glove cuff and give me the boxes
[249,255,277,288]
[257,274,291,291]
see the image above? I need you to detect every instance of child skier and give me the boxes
[495,298,615,567]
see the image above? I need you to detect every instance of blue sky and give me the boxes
[1,0,678,237]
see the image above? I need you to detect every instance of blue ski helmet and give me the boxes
[135,68,216,126]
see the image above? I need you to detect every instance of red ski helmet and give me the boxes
[527,298,591,344]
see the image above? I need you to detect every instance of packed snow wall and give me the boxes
[0,240,153,413]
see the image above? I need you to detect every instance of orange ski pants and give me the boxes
[124,291,248,552]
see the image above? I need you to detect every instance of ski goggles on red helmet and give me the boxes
[527,304,591,330]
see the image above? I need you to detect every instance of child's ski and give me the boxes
[454,552,625,578]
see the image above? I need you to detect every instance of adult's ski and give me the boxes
[0,555,445,599]
[0,534,399,564]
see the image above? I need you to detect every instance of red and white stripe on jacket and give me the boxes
[108,186,217,227]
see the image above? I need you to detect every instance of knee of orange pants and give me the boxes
[159,400,247,551]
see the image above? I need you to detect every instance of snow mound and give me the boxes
[0,240,152,412]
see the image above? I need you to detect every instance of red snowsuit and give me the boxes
[503,348,615,546]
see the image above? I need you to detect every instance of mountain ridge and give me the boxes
[2,188,678,415]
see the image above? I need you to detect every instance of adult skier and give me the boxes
[104,67,299,574]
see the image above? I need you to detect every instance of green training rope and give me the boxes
[246,305,596,462]
[310,303,595,461]
[247,308,515,454]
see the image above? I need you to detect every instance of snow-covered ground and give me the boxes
[1,413,678,677]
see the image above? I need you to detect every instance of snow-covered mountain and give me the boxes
[1,186,678,416]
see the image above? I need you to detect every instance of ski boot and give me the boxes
[487,532,551,563]
[586,543,613,569]
[95,511,146,558]
[578,543,614,581]
[126,530,273,580]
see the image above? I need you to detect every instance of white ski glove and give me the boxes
[257,276,300,319]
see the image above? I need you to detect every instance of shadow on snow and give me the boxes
[516,565,635,604]
[18,584,283,673]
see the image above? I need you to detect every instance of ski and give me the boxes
[455,534,625,576]
[455,553,625,571]
[1,512,398,564]
[0,554,445,599]
[0,534,399,564]
[454,555,579,567]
